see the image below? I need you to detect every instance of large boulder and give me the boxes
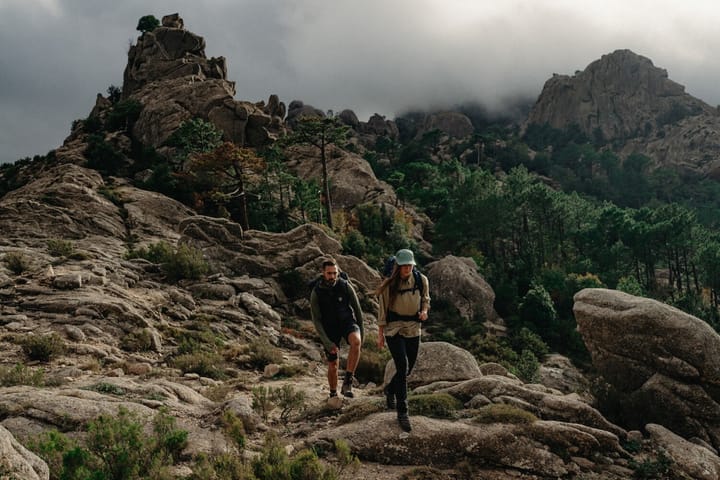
[425,256,504,334]
[418,111,474,139]
[0,425,49,480]
[307,413,623,478]
[383,341,481,388]
[573,288,720,448]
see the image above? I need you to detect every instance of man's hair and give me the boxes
[322,258,337,270]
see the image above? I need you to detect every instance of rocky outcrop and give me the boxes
[425,256,504,334]
[573,288,720,449]
[419,111,474,139]
[383,341,482,388]
[526,49,720,176]
[0,425,49,480]
[123,13,283,148]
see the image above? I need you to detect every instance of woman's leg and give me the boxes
[405,336,420,376]
[385,335,409,415]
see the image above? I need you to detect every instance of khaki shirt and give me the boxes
[378,273,430,337]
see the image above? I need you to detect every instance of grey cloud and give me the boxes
[2,0,720,163]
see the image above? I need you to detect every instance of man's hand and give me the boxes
[329,344,338,355]
[419,310,429,321]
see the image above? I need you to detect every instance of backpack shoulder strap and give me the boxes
[412,269,424,296]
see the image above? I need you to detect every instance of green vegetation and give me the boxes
[0,363,45,386]
[407,393,463,418]
[46,238,75,257]
[21,333,66,362]
[126,241,209,282]
[472,403,538,424]
[3,251,31,275]
[136,15,160,33]
[251,384,306,422]
[29,407,187,480]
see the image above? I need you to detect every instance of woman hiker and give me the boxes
[375,249,430,432]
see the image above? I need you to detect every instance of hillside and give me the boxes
[3,12,720,480]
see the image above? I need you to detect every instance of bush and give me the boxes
[136,15,160,33]
[162,243,209,282]
[0,363,45,386]
[29,407,187,480]
[105,99,142,132]
[272,384,306,422]
[47,238,75,257]
[85,133,126,176]
[171,352,226,379]
[3,251,30,275]
[473,403,538,424]
[246,339,283,369]
[407,393,463,419]
[121,328,155,352]
[127,241,209,282]
[21,333,66,362]
[511,349,540,383]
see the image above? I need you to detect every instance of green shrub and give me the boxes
[247,339,283,369]
[47,238,75,257]
[511,349,540,383]
[29,407,187,480]
[87,382,126,396]
[272,384,306,422]
[121,328,155,352]
[472,403,538,424]
[136,15,160,33]
[252,386,274,421]
[630,451,673,479]
[336,401,384,425]
[0,363,45,386]
[85,133,125,176]
[220,410,247,450]
[106,99,142,132]
[3,251,30,275]
[277,363,307,378]
[127,241,209,282]
[162,243,209,282]
[171,352,226,379]
[21,333,66,362]
[407,393,463,419]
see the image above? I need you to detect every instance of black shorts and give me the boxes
[325,323,361,361]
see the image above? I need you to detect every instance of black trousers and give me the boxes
[385,334,420,415]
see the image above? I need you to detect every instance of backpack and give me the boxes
[382,255,424,297]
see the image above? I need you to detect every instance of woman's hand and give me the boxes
[418,310,428,322]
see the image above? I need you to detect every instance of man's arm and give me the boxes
[347,283,364,340]
[310,289,335,350]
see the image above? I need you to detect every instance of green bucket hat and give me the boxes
[395,249,416,266]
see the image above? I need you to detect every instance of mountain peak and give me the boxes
[527,49,712,143]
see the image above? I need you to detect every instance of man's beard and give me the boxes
[321,278,337,288]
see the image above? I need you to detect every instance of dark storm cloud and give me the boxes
[2,0,720,163]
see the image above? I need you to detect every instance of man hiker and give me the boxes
[310,257,364,399]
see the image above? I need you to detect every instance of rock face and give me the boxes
[527,49,720,176]
[425,255,504,334]
[0,425,49,480]
[419,111,474,139]
[573,288,720,448]
[123,13,283,148]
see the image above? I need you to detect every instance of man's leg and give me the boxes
[341,328,361,397]
[328,358,339,395]
[345,330,362,374]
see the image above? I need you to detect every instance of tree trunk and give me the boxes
[321,137,333,230]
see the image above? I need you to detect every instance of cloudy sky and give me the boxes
[2,0,720,164]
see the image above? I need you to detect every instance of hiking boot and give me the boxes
[383,385,396,410]
[397,414,412,432]
[341,377,354,398]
